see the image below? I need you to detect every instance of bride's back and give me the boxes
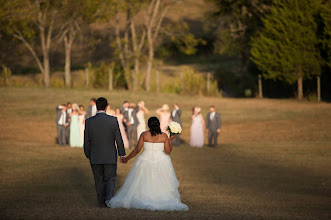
[142,131,168,143]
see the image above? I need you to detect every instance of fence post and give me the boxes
[206,72,211,92]
[5,66,9,86]
[85,68,89,88]
[180,72,184,92]
[109,68,113,91]
[258,74,263,98]
[156,70,160,93]
[317,75,321,102]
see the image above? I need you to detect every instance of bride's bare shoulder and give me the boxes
[161,132,169,141]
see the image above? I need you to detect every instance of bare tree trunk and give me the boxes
[64,35,72,88]
[297,75,303,100]
[39,10,53,88]
[145,29,154,91]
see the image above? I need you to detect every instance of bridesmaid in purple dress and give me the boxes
[190,107,205,148]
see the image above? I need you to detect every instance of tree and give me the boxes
[143,0,177,91]
[57,0,99,88]
[0,0,57,87]
[250,0,322,100]
[320,0,331,69]
[208,0,272,74]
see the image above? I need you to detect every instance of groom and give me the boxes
[84,97,126,207]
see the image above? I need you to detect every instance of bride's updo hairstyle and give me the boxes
[148,117,162,136]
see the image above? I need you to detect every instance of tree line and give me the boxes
[209,0,330,100]
[0,0,191,91]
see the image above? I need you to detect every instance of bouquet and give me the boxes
[167,121,182,136]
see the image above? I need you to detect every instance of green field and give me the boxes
[0,87,330,219]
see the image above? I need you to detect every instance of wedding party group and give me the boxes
[55,98,222,148]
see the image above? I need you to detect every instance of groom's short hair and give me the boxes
[96,97,108,110]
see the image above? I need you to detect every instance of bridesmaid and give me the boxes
[78,105,86,145]
[69,104,83,147]
[106,104,115,116]
[156,104,171,133]
[115,108,129,149]
[136,101,149,138]
[190,106,205,148]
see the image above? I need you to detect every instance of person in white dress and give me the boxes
[190,106,205,148]
[106,117,188,211]
[78,105,86,145]
[136,101,149,138]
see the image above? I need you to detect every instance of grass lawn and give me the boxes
[0,87,330,219]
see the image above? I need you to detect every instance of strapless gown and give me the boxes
[70,115,83,147]
[106,142,188,211]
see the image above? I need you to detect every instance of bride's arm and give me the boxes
[164,134,175,154]
[123,134,144,162]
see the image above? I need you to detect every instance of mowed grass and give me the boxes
[0,87,330,219]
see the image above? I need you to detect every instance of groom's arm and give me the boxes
[114,118,126,157]
[83,120,91,159]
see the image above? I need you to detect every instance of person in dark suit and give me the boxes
[84,97,126,207]
[120,101,139,149]
[170,104,182,146]
[205,106,221,147]
[55,104,69,146]
[85,98,97,119]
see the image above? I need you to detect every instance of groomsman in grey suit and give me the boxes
[56,104,69,146]
[84,97,126,207]
[85,98,97,119]
[170,104,182,146]
[120,101,139,149]
[206,106,221,147]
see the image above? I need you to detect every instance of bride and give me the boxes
[106,117,188,211]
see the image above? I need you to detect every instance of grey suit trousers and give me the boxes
[208,130,218,147]
[57,124,66,146]
[127,125,137,149]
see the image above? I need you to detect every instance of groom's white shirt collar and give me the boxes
[97,110,106,114]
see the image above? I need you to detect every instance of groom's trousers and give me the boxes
[91,163,117,205]
[208,130,218,147]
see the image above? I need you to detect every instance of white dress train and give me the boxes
[106,142,188,211]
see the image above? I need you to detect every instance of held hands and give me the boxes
[217,129,221,133]
[120,156,128,164]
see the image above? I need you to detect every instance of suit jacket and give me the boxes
[120,106,139,126]
[55,106,69,124]
[85,105,93,119]
[206,112,221,131]
[84,112,126,164]
[171,109,182,125]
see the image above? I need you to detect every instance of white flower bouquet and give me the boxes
[167,121,182,136]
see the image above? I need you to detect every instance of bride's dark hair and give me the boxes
[148,117,162,136]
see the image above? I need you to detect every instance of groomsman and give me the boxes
[170,104,182,146]
[121,101,139,149]
[66,102,72,145]
[56,104,69,146]
[85,98,97,119]
[205,106,221,147]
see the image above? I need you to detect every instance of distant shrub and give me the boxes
[51,78,65,88]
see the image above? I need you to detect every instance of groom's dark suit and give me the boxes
[84,112,126,206]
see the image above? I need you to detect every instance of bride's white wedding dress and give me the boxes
[106,142,188,211]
